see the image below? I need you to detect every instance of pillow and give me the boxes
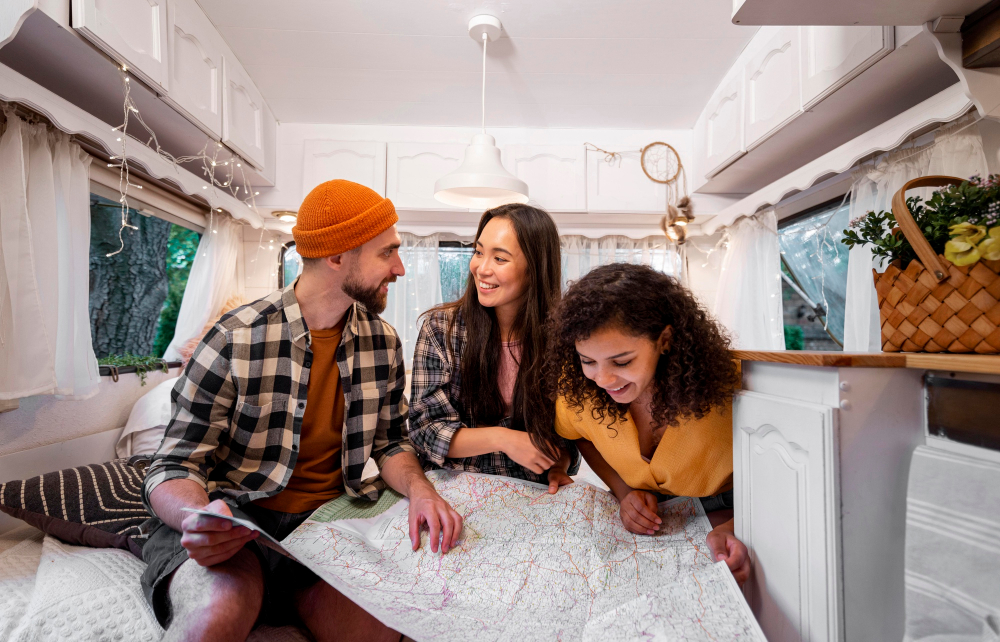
[115,376,178,458]
[0,456,151,558]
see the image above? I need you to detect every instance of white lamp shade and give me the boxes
[434,134,529,210]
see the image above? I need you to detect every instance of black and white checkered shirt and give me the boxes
[143,282,414,512]
[408,309,578,484]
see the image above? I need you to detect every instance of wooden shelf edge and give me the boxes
[733,351,1000,374]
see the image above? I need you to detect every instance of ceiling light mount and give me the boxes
[468,15,502,42]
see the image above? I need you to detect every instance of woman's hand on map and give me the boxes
[619,490,662,535]
[546,461,574,494]
[179,499,258,567]
[707,520,750,586]
[408,488,464,554]
[502,430,557,474]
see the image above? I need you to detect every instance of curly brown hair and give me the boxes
[546,263,739,431]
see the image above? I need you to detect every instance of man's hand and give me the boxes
[706,520,750,586]
[619,490,662,535]
[502,431,556,474]
[179,499,257,567]
[407,487,464,554]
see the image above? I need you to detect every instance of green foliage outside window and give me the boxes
[784,325,805,351]
[152,226,201,357]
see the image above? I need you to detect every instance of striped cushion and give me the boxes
[0,456,151,557]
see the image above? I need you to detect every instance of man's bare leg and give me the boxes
[162,547,265,642]
[296,579,402,642]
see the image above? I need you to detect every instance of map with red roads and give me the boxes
[282,470,765,642]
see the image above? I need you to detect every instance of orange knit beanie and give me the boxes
[292,180,398,258]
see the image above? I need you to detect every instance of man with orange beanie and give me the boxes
[141,180,463,642]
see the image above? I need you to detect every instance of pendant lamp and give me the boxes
[434,15,529,210]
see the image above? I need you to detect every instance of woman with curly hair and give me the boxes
[546,263,748,584]
[409,203,577,493]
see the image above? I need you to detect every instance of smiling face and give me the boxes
[341,224,405,314]
[469,217,528,314]
[574,324,671,405]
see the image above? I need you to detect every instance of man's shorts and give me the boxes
[140,502,318,628]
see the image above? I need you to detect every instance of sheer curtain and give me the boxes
[560,235,679,290]
[0,109,100,400]
[843,115,988,351]
[383,233,442,365]
[714,210,785,350]
[163,212,244,361]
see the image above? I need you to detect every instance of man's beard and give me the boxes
[342,269,394,315]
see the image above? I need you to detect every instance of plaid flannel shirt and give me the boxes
[408,309,578,484]
[143,282,414,513]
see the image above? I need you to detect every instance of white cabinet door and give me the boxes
[702,70,745,178]
[164,0,223,137]
[586,149,665,213]
[222,57,267,170]
[503,145,586,212]
[800,26,894,110]
[745,27,801,150]
[72,0,169,90]
[734,390,842,642]
[386,143,467,211]
[301,141,386,197]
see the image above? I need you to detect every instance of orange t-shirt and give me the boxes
[255,320,345,513]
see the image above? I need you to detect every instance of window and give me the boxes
[89,194,201,359]
[778,197,850,351]
[280,242,302,288]
[438,241,475,303]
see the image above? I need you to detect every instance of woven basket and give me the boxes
[874,176,1000,353]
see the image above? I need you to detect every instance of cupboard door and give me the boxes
[800,26,893,110]
[164,0,223,137]
[386,143,467,211]
[503,145,586,212]
[72,0,169,89]
[222,57,266,169]
[734,390,842,642]
[585,149,665,213]
[745,27,801,150]
[302,141,386,197]
[702,70,745,178]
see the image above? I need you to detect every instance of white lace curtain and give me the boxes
[383,233,442,365]
[0,109,100,400]
[163,212,244,361]
[843,114,989,351]
[713,210,785,350]
[560,235,680,290]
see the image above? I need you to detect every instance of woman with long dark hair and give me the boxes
[546,263,749,584]
[409,203,577,492]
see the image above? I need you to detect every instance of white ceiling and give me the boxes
[196,0,757,130]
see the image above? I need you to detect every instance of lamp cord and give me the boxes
[482,32,487,133]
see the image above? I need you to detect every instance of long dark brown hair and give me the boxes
[430,203,563,460]
[546,263,739,431]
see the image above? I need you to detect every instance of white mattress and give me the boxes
[0,527,311,642]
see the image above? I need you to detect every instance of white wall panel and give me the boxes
[301,140,386,197]
[504,144,586,212]
[586,148,665,213]
[745,26,801,150]
[800,26,894,110]
[164,0,223,136]
[72,0,169,89]
[386,142,466,211]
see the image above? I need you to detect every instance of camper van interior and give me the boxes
[1,1,999,641]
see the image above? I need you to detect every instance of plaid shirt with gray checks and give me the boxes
[408,309,579,484]
[143,282,414,513]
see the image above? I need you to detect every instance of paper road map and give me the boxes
[205,471,765,641]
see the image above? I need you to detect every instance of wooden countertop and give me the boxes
[732,351,1000,374]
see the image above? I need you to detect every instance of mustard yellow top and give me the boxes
[555,396,733,498]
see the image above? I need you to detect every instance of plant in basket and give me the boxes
[841,175,1000,354]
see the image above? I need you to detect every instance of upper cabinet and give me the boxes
[701,70,746,179]
[164,0,224,137]
[745,26,801,150]
[800,26,894,110]
[223,56,267,170]
[586,148,665,213]
[504,145,586,212]
[302,141,386,197]
[72,0,169,90]
[386,143,467,211]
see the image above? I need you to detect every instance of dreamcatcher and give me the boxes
[640,141,691,245]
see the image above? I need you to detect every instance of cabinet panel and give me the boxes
[703,70,745,178]
[72,0,169,89]
[504,145,586,212]
[800,26,893,110]
[164,0,223,137]
[301,141,386,197]
[734,390,841,642]
[222,57,266,169]
[585,149,665,213]
[745,27,801,150]
[386,143,466,211]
